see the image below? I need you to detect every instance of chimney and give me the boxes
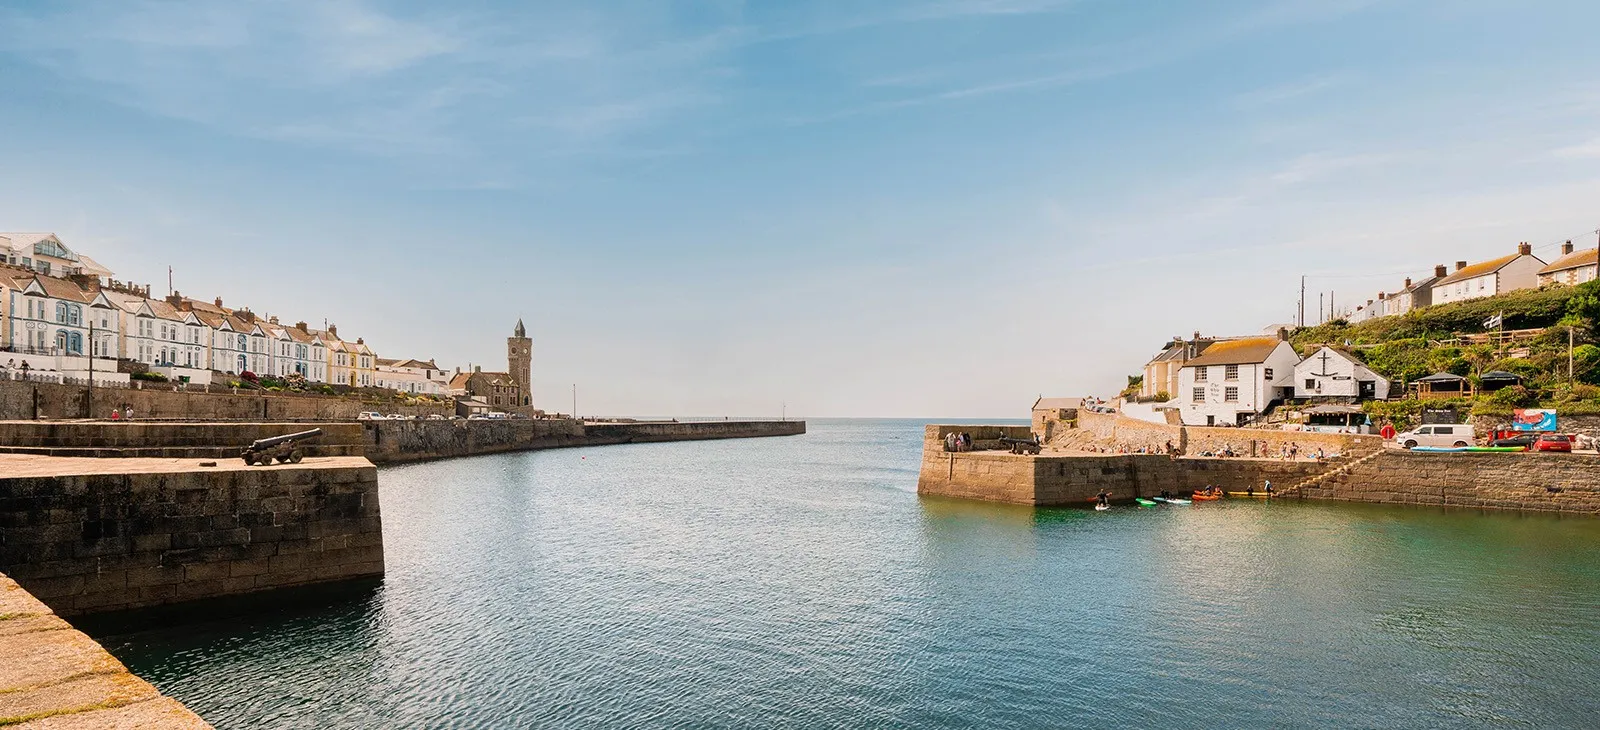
[1517,241,1532,256]
[328,324,338,338]
[1455,261,1467,271]
[269,315,279,325]
[214,297,223,308]
[1403,277,1412,288]
[1434,265,1447,278]
[1277,327,1290,341]
[474,365,482,373]
[356,337,364,345]
[295,321,308,331]
[1562,240,1574,255]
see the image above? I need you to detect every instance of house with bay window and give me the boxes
[0,270,126,385]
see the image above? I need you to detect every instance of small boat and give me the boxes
[1094,503,1110,511]
[1135,498,1157,506]
[1409,446,1471,453]
[1190,492,1221,501]
[1225,491,1272,498]
[1162,498,1191,505]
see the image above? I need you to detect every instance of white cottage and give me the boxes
[1430,243,1544,305]
[1174,336,1300,426]
[1292,346,1390,401]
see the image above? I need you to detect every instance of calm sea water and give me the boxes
[99,419,1600,729]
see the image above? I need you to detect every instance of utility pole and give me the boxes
[572,383,577,421]
[1299,275,1306,327]
[1318,293,1323,325]
[1571,326,1577,386]
[86,319,94,418]
[781,401,786,422]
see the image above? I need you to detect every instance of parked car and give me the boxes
[425,414,446,420]
[357,411,384,421]
[1395,424,1475,449]
[1489,433,1536,449]
[387,414,408,420]
[1532,433,1573,452]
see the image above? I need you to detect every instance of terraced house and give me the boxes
[1537,240,1599,287]
[1430,243,1544,305]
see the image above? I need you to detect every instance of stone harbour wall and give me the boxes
[0,379,451,421]
[0,456,382,616]
[0,571,211,727]
[1076,410,1379,457]
[1301,450,1600,513]
[365,419,807,464]
[919,425,1327,505]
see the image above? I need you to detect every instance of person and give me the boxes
[1246,483,1255,496]
[123,405,133,420]
[945,432,957,452]
[110,409,121,421]
[1160,489,1171,500]
[1096,489,1110,507]
[1164,440,1174,454]
[1265,480,1276,497]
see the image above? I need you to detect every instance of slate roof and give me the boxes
[1434,253,1538,287]
[1183,337,1288,367]
[1538,248,1599,275]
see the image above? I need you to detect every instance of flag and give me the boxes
[1483,314,1502,329]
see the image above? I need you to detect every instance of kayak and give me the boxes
[1094,503,1110,511]
[1151,497,1191,505]
[1470,446,1525,452]
[1135,498,1157,506]
[1410,446,1470,452]
[1225,492,1273,498]
[1190,492,1221,501]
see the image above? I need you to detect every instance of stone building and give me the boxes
[508,318,532,408]
[447,321,533,409]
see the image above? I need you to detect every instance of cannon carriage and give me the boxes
[240,428,323,465]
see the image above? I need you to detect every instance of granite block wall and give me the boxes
[0,458,382,616]
[0,379,450,421]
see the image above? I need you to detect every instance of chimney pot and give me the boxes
[295,321,307,331]
[1563,240,1574,255]
[1404,277,1412,288]
[214,297,223,307]
[1455,261,1467,271]
[1517,241,1532,256]
[1434,264,1447,277]
[474,365,482,373]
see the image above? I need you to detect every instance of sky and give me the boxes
[3,0,1600,418]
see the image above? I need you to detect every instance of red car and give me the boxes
[1532,433,1573,452]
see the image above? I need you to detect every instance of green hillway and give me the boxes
[1288,280,1600,427]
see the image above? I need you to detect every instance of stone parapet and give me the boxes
[365,419,806,464]
[0,571,210,727]
[0,379,450,421]
[0,455,382,616]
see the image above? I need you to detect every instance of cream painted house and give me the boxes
[1537,240,1599,287]
[1430,243,1544,305]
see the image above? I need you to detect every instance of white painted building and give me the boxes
[1537,240,1599,287]
[375,358,450,395]
[0,233,112,280]
[1173,336,1300,426]
[1430,243,1545,305]
[1292,346,1391,401]
[1381,266,1445,316]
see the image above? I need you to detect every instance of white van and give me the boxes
[1395,424,1476,449]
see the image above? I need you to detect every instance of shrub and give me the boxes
[130,371,168,383]
[1488,385,1538,408]
[240,370,259,383]
[1153,391,1170,402]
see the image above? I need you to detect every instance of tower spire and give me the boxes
[513,318,526,338]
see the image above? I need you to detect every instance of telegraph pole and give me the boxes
[1571,326,1577,386]
[572,383,577,422]
[1318,293,1323,325]
[1299,275,1305,327]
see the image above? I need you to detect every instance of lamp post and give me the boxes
[86,318,94,418]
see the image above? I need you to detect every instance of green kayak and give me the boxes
[1135,498,1157,506]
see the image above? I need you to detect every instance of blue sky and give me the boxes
[4,0,1600,417]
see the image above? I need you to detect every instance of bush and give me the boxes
[130,371,168,383]
[240,370,259,383]
[1153,391,1170,402]
[1488,384,1538,408]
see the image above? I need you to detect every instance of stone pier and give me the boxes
[1,572,210,727]
[0,454,382,616]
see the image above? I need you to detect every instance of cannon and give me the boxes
[241,428,323,465]
[997,436,1042,455]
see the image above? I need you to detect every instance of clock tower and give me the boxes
[508,319,532,407]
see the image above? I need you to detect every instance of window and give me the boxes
[1224,386,1238,402]
[1195,367,1208,382]
[237,334,248,351]
[1264,368,1273,380]
[1193,387,1205,403]
[1305,378,1316,390]
[1224,364,1239,380]
[1478,278,1485,291]
[1436,426,1453,435]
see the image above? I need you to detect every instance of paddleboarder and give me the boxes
[1096,489,1110,508]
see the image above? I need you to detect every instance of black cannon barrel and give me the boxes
[247,428,324,451]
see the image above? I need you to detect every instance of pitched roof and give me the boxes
[1032,397,1083,411]
[24,274,93,303]
[1397,275,1440,295]
[1183,337,1288,367]
[448,372,473,389]
[1434,253,1537,287]
[1538,247,1599,275]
